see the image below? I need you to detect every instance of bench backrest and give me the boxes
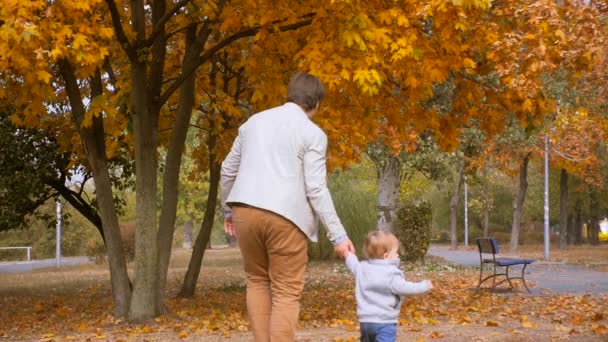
[476,237,500,254]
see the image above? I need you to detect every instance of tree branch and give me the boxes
[159,14,314,106]
[145,0,194,46]
[103,0,136,61]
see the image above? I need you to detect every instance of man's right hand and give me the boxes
[334,239,356,259]
[224,217,236,237]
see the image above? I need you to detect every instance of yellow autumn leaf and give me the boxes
[36,70,52,83]
[522,99,534,112]
[554,29,567,41]
[592,324,607,334]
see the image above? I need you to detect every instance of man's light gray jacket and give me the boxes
[220,102,346,243]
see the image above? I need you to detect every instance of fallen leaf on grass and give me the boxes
[591,312,604,322]
[521,315,537,328]
[178,331,189,339]
[485,321,499,327]
[429,331,444,338]
[554,325,572,332]
[592,324,607,334]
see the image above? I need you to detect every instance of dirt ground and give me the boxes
[1,248,607,342]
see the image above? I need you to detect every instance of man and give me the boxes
[221,72,355,341]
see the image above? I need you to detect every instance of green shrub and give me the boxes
[308,164,377,260]
[457,226,484,246]
[520,231,544,245]
[394,201,432,263]
[489,231,511,245]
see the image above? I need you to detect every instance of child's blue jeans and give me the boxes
[360,322,397,342]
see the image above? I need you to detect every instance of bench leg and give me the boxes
[521,263,531,293]
[505,265,514,288]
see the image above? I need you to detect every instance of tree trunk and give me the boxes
[567,213,576,246]
[450,156,465,249]
[183,221,193,249]
[482,166,490,238]
[509,154,529,253]
[179,138,220,297]
[589,189,600,246]
[156,26,199,311]
[559,169,568,249]
[574,199,583,245]
[52,180,105,244]
[375,156,402,232]
[58,61,131,317]
[128,57,161,321]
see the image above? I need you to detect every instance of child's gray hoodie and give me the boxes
[346,253,431,324]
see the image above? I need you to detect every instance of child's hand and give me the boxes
[427,280,434,290]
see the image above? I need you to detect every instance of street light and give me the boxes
[543,135,550,261]
[56,197,62,268]
[464,176,469,247]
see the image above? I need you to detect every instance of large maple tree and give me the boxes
[1,0,605,322]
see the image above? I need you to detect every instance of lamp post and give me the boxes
[464,176,469,247]
[56,197,62,268]
[543,135,550,261]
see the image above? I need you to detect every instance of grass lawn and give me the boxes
[1,247,607,341]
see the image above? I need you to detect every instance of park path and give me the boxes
[0,257,90,273]
[427,245,608,295]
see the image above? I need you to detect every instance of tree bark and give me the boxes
[375,156,402,232]
[509,154,529,253]
[127,0,162,313]
[179,136,220,297]
[129,59,161,322]
[156,26,198,311]
[450,156,466,249]
[58,60,131,317]
[567,213,576,246]
[559,169,568,249]
[574,199,583,245]
[589,189,600,246]
[450,156,465,249]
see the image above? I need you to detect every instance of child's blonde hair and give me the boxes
[364,230,400,259]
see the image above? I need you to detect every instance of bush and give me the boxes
[85,239,106,264]
[84,223,135,263]
[394,201,432,263]
[521,231,545,245]
[308,164,377,260]
[455,226,485,246]
[120,223,136,261]
[489,231,511,245]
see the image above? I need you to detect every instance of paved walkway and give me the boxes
[0,257,90,273]
[428,245,608,295]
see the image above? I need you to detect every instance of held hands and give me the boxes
[334,239,356,259]
[224,217,236,237]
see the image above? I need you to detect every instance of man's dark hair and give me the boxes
[286,72,326,112]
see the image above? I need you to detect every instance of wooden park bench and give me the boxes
[476,237,534,293]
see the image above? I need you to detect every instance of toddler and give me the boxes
[346,230,433,342]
